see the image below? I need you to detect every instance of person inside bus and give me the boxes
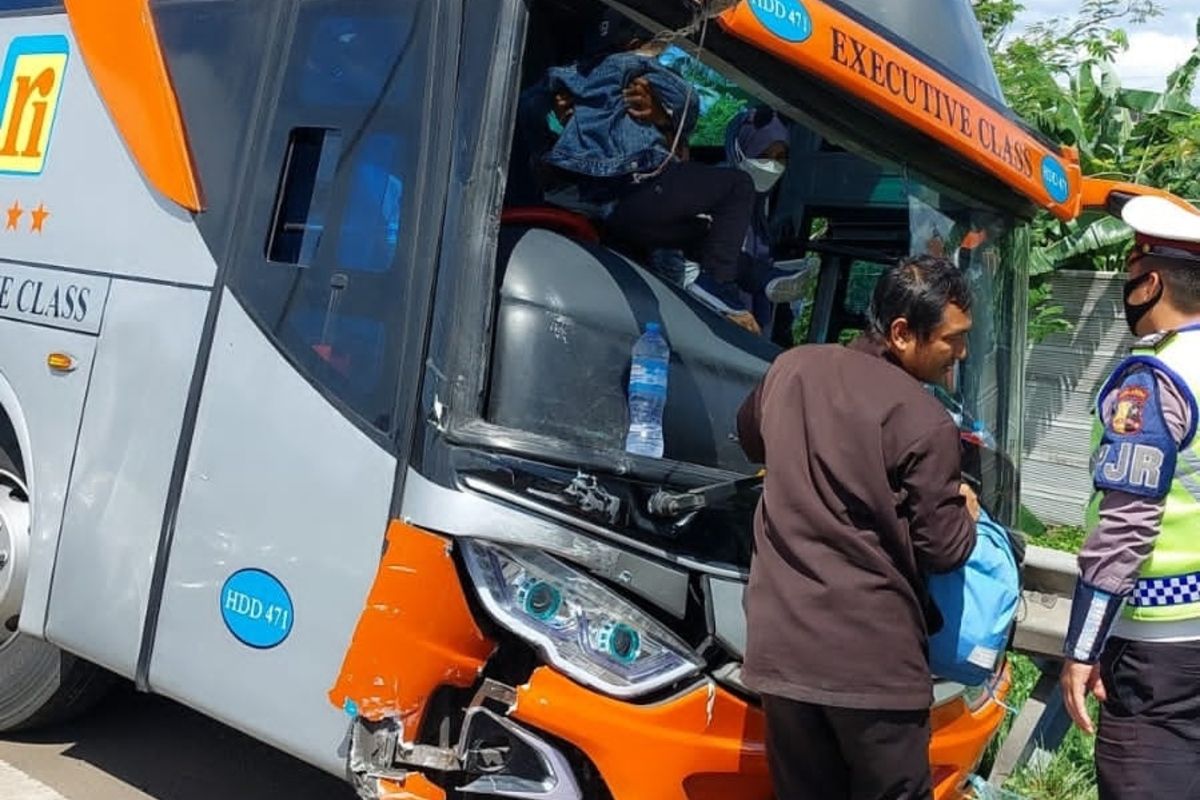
[723,106,818,334]
[516,9,761,334]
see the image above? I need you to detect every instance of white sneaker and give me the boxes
[764,259,818,304]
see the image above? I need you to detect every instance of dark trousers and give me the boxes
[762,693,933,800]
[1096,637,1200,799]
[604,161,754,291]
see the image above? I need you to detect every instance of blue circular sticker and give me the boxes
[220,569,294,649]
[1040,155,1070,204]
[748,0,813,43]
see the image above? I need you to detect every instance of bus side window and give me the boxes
[265,127,343,267]
[229,0,433,434]
[830,260,886,344]
[0,1,62,10]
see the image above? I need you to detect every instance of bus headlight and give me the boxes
[460,539,703,699]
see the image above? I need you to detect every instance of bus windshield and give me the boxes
[807,185,1027,520]
[481,0,1029,524]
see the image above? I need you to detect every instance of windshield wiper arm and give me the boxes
[647,473,763,518]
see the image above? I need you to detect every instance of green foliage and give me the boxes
[973,1,1200,343]
[1015,506,1087,551]
[991,654,1098,800]
[1029,215,1136,276]
[691,92,745,148]
[972,0,1021,48]
[663,52,757,148]
[1033,524,1088,553]
[1018,504,1047,536]
[1028,282,1072,345]
[790,276,821,345]
[844,261,886,315]
[1005,743,1098,800]
[978,0,1200,206]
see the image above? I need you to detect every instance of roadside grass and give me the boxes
[985,515,1097,800]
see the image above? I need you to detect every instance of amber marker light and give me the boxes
[47,352,75,372]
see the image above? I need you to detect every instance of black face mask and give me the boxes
[1123,271,1163,334]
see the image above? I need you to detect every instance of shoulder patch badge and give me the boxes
[1112,385,1149,435]
[1093,366,1177,499]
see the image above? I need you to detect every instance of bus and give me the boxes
[0,0,1183,797]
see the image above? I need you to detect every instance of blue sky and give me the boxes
[1014,1,1200,102]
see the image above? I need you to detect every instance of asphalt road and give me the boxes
[0,683,358,800]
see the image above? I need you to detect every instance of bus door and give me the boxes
[142,0,460,773]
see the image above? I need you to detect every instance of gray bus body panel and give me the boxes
[45,280,210,678]
[0,13,217,640]
[148,292,396,775]
[0,310,99,640]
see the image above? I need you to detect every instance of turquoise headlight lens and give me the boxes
[520,580,562,621]
[605,623,641,664]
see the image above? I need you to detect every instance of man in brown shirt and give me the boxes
[737,254,979,800]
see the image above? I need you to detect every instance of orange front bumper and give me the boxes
[513,667,772,800]
[332,523,1012,799]
[511,663,1012,800]
[930,665,1013,798]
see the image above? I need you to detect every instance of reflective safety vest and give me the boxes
[1086,328,1200,622]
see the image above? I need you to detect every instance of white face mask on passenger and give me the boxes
[739,158,785,193]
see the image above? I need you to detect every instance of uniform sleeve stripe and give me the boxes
[1072,592,1113,660]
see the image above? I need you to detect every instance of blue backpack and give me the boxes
[927,508,1021,686]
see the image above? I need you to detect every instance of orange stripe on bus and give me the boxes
[1080,177,1200,214]
[720,1,1083,220]
[64,0,202,211]
[375,774,447,800]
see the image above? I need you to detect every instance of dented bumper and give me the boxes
[331,522,1010,800]
[513,667,772,800]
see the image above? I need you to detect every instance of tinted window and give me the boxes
[231,0,434,433]
[842,260,886,315]
[153,0,279,258]
[0,1,62,10]
[833,0,1005,102]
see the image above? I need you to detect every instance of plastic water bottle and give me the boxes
[625,323,670,458]
[971,420,998,450]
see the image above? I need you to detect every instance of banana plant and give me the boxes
[973,2,1200,341]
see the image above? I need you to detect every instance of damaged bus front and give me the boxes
[0,1,1146,799]
[329,1,1065,797]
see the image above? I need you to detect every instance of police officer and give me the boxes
[1060,194,1200,798]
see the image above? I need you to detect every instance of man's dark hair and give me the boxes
[868,254,972,341]
[1150,256,1200,314]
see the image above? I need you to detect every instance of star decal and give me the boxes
[5,201,21,231]
[29,203,48,233]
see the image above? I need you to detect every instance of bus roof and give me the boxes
[66,0,1192,220]
[835,0,1007,104]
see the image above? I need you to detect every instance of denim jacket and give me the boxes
[518,52,699,182]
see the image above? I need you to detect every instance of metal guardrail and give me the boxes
[1012,545,1074,657]
[987,544,1076,786]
